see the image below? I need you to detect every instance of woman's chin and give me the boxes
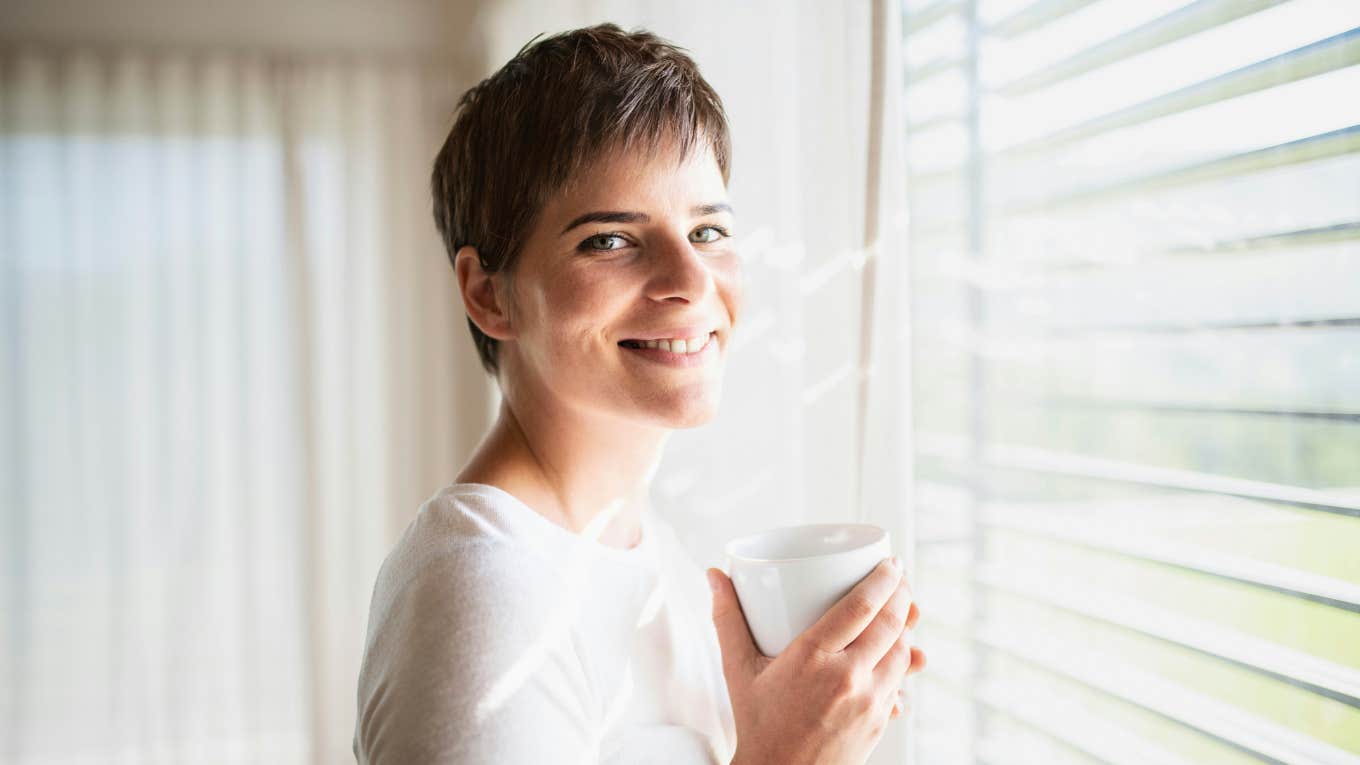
[640,389,723,429]
[666,403,719,429]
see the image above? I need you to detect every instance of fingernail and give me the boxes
[891,555,901,570]
[705,569,721,594]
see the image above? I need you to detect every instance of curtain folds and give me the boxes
[1,47,483,763]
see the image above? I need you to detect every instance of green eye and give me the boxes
[583,233,627,251]
[690,225,728,244]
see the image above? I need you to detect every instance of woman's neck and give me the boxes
[455,396,668,551]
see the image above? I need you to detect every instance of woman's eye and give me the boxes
[583,233,628,251]
[689,225,728,244]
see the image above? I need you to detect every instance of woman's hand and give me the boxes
[707,558,925,765]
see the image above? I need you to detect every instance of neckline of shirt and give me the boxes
[445,481,658,567]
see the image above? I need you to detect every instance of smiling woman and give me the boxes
[471,137,741,434]
[352,22,924,765]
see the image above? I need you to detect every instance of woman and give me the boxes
[353,23,925,764]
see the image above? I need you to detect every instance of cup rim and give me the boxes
[725,523,887,564]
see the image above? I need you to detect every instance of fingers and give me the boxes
[845,574,911,662]
[886,643,927,723]
[801,558,902,654]
[884,649,925,722]
[706,568,758,684]
[872,625,913,687]
[889,689,904,720]
[907,646,927,676]
[890,651,927,720]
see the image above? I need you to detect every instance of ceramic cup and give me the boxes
[725,523,892,657]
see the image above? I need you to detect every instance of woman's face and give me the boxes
[501,139,741,429]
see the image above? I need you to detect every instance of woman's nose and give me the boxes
[644,233,714,304]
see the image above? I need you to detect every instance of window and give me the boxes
[902,1,1360,762]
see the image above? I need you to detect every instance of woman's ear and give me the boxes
[454,245,515,340]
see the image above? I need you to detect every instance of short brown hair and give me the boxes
[431,23,732,375]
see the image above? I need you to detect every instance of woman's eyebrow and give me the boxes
[560,210,648,235]
[559,202,734,236]
[692,202,733,217]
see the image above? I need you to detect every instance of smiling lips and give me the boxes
[618,331,718,366]
[619,332,713,354]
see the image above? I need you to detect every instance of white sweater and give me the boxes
[353,483,737,764]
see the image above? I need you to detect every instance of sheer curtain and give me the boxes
[2,1,915,762]
[0,45,491,762]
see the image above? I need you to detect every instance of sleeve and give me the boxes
[354,546,601,764]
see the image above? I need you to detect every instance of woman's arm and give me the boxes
[354,551,597,764]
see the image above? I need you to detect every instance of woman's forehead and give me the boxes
[553,141,726,213]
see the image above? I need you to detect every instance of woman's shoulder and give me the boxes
[375,483,559,601]
[361,484,573,646]
[355,486,598,763]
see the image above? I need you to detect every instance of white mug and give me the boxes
[725,523,892,657]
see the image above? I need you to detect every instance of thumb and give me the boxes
[706,568,757,683]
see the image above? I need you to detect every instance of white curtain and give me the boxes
[0,46,491,763]
[3,1,915,762]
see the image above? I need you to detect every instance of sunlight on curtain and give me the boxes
[0,47,470,763]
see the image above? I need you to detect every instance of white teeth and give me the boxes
[632,333,714,354]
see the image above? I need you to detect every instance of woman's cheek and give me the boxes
[721,257,744,329]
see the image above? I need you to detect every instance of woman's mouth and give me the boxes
[618,331,718,367]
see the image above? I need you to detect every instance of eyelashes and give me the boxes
[576,225,733,253]
[578,232,629,252]
[694,225,732,243]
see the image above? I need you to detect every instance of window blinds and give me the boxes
[901,1,1360,763]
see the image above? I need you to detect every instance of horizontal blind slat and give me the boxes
[999,123,1360,214]
[917,612,1360,765]
[985,0,1104,39]
[915,433,1360,517]
[974,499,1360,612]
[991,0,1287,95]
[971,623,1360,765]
[973,564,1360,707]
[995,26,1360,158]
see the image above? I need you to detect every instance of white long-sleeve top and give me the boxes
[353,482,737,764]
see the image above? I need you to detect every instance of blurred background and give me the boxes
[1,0,1357,764]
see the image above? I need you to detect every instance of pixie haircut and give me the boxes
[431,23,732,375]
